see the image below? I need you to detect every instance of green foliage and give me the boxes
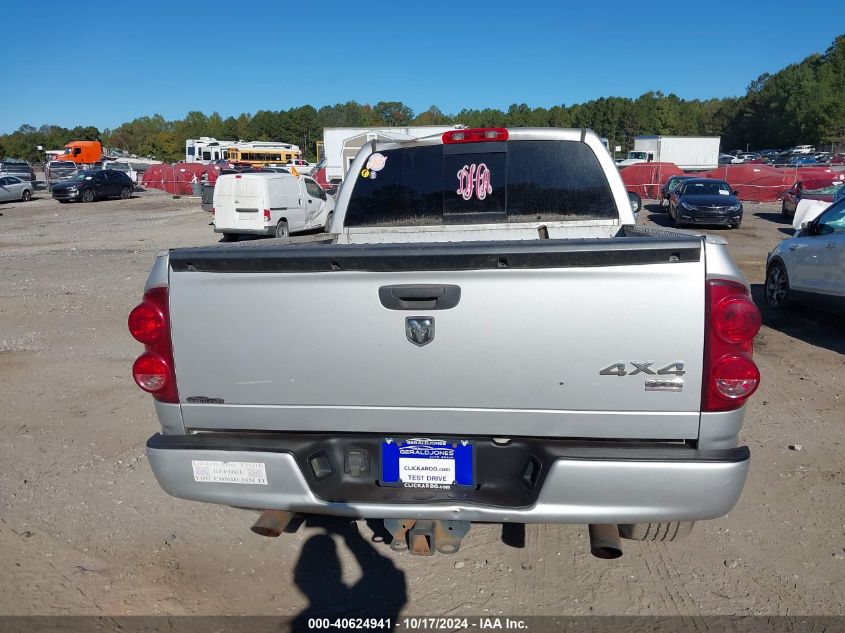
[3,36,842,164]
[374,101,414,127]
[0,123,102,163]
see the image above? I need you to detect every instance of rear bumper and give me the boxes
[146,433,750,523]
[213,226,273,236]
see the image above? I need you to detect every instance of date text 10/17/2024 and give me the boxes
[307,617,528,630]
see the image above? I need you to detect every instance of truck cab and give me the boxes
[616,150,653,167]
[56,140,103,166]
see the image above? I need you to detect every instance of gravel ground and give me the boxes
[0,187,842,617]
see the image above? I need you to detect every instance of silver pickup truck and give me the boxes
[130,128,761,558]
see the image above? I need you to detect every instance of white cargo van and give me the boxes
[212,172,334,241]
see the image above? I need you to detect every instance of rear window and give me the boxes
[218,177,260,197]
[344,140,617,227]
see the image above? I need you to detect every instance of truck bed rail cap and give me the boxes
[168,237,701,274]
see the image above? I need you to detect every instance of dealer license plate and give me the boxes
[381,438,473,489]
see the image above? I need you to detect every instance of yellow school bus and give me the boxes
[227,147,301,167]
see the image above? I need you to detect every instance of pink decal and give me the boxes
[456,163,492,201]
[365,153,387,178]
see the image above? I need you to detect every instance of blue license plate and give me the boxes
[381,438,474,488]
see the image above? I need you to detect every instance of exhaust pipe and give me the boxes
[588,524,622,559]
[251,510,294,537]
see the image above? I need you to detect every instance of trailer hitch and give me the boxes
[383,519,471,556]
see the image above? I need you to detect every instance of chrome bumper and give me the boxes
[146,435,749,524]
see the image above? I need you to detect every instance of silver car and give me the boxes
[0,175,33,202]
[766,196,845,311]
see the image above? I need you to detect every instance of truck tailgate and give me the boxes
[168,239,705,440]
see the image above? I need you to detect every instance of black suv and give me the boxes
[51,169,135,203]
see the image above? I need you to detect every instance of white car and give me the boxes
[102,161,138,183]
[791,145,815,155]
[286,158,316,175]
[0,175,33,202]
[766,196,845,311]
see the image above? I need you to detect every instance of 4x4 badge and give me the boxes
[406,317,434,347]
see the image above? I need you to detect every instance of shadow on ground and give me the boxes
[292,517,407,632]
[645,212,674,228]
[754,211,791,225]
[751,283,845,355]
[754,212,794,235]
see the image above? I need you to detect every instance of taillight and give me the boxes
[703,280,761,412]
[264,209,271,222]
[128,300,165,344]
[211,207,215,216]
[713,297,761,343]
[132,353,169,392]
[712,355,760,399]
[128,287,178,403]
[442,127,508,144]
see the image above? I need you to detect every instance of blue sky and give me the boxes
[1,1,842,134]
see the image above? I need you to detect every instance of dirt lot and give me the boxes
[0,187,842,618]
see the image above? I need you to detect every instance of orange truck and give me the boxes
[56,140,103,166]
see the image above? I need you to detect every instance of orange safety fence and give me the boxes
[141,163,221,195]
[621,162,845,202]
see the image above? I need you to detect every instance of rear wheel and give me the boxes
[324,212,333,233]
[221,233,239,242]
[21,189,31,202]
[781,200,790,217]
[120,186,131,199]
[766,261,790,309]
[275,220,289,238]
[82,188,95,203]
[619,522,694,542]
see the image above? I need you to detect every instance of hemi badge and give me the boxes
[645,379,684,392]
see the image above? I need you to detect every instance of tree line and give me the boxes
[2,35,842,164]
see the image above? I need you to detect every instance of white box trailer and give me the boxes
[632,136,721,170]
[322,126,458,184]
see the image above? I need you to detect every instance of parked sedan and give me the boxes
[659,175,694,209]
[0,175,33,202]
[766,196,845,312]
[788,155,817,166]
[51,169,134,203]
[781,181,838,218]
[668,178,743,228]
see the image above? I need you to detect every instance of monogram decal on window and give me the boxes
[456,163,492,201]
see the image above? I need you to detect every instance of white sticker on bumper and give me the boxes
[191,460,268,485]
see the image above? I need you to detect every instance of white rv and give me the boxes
[186,138,302,165]
[321,126,459,186]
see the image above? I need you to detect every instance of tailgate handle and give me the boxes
[379,285,461,310]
